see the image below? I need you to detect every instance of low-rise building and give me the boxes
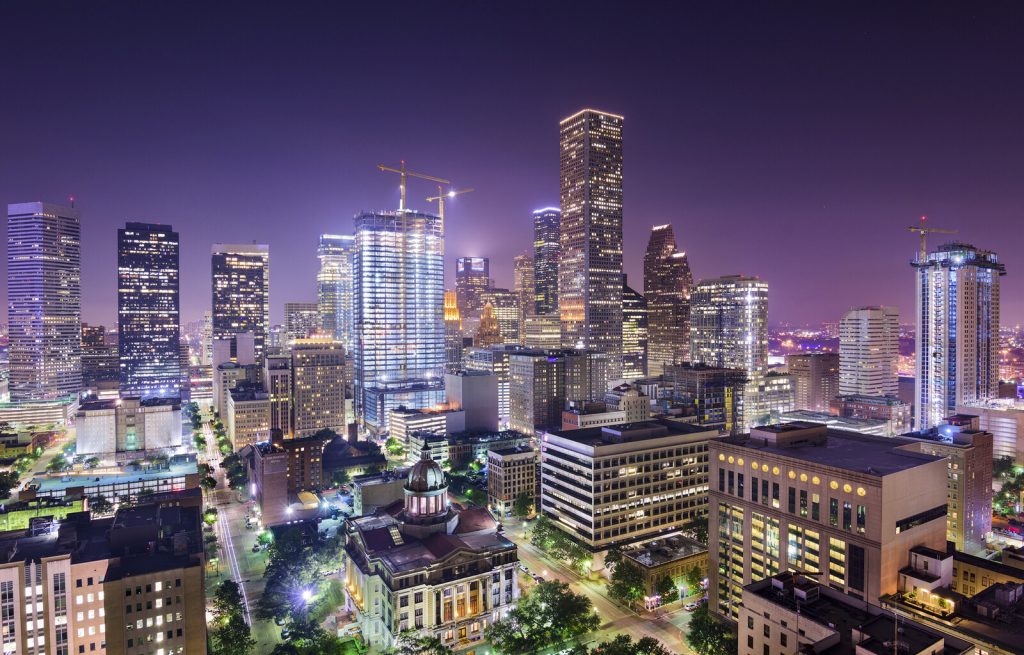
[0,397,79,430]
[447,430,530,470]
[830,394,911,437]
[351,468,410,516]
[76,397,182,456]
[389,406,465,445]
[561,404,627,431]
[663,363,747,434]
[23,455,200,503]
[621,532,708,607]
[244,434,328,526]
[487,446,537,518]
[957,399,1024,463]
[604,383,650,423]
[777,409,889,436]
[444,371,500,432]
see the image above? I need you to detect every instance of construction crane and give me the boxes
[426,187,473,232]
[377,161,450,212]
[908,216,957,262]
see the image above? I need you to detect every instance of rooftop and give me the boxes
[29,456,198,493]
[623,532,706,568]
[547,417,720,447]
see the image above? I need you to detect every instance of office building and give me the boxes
[604,383,650,423]
[212,361,260,417]
[830,394,911,436]
[351,468,410,516]
[742,371,796,429]
[389,407,460,446]
[443,290,462,373]
[7,202,82,401]
[211,244,270,361]
[532,207,560,315]
[23,455,200,502]
[690,275,768,374]
[776,410,889,436]
[201,311,213,365]
[558,109,624,376]
[786,352,839,413]
[644,224,693,376]
[291,338,346,437]
[342,455,519,651]
[354,211,445,434]
[509,351,564,435]
[709,423,948,619]
[244,432,327,525]
[474,303,503,348]
[522,314,561,350]
[264,354,292,438]
[225,382,271,449]
[82,345,120,393]
[81,323,107,350]
[838,306,899,398]
[621,534,708,607]
[564,349,610,405]
[117,222,181,400]
[513,253,535,340]
[914,243,1004,430]
[0,398,78,431]
[317,234,356,349]
[665,363,747,434]
[480,288,520,345]
[445,370,500,432]
[465,345,528,426]
[541,418,721,556]
[0,501,208,655]
[487,445,537,518]
[956,399,1024,463]
[455,256,490,321]
[76,397,182,455]
[622,278,648,379]
[284,302,320,345]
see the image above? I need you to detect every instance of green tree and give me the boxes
[512,492,534,519]
[332,469,351,488]
[384,436,405,456]
[202,476,218,490]
[682,514,709,545]
[606,561,645,607]
[656,575,678,603]
[684,564,704,596]
[586,635,672,655]
[386,632,455,655]
[604,546,624,568]
[84,456,100,469]
[994,456,1014,479]
[0,471,18,500]
[686,604,737,655]
[210,580,256,655]
[88,495,113,515]
[203,508,219,525]
[484,580,599,654]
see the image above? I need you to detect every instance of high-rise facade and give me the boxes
[317,234,356,350]
[787,352,840,413]
[211,244,270,362]
[914,243,1004,430]
[117,223,181,399]
[264,354,292,438]
[621,277,648,379]
[509,351,565,435]
[284,301,320,344]
[443,290,463,373]
[354,211,445,433]
[690,275,768,374]
[474,303,503,348]
[513,253,535,342]
[455,256,490,321]
[558,109,624,376]
[291,338,346,437]
[532,208,561,315]
[644,224,693,376]
[839,306,899,398]
[480,288,520,345]
[7,202,82,401]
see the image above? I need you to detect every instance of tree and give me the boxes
[656,575,678,604]
[586,635,672,655]
[512,492,534,519]
[384,436,405,456]
[201,476,218,490]
[684,564,704,596]
[994,456,1014,479]
[484,581,599,654]
[203,508,219,525]
[84,456,100,469]
[88,495,113,515]
[332,469,350,488]
[386,632,455,655]
[0,471,18,500]
[606,561,645,607]
[682,514,709,545]
[686,604,737,655]
[210,580,256,655]
[604,546,624,568]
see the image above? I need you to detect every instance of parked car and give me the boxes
[684,602,699,611]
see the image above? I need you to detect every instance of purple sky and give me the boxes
[2,2,1023,327]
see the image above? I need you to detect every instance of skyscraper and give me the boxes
[690,275,769,374]
[455,256,490,320]
[532,208,561,315]
[354,210,445,433]
[914,243,1004,430]
[644,224,693,375]
[839,306,899,398]
[211,244,270,361]
[474,302,503,348]
[558,109,624,376]
[7,202,82,401]
[480,288,521,345]
[291,338,346,437]
[317,234,355,350]
[513,253,535,342]
[622,277,648,379]
[284,302,320,344]
[117,222,181,399]
[786,352,839,412]
[443,290,463,373]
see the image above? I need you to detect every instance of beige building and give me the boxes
[604,383,650,423]
[957,399,1024,463]
[621,533,708,606]
[264,354,292,438]
[76,397,182,455]
[521,314,561,350]
[709,422,948,619]
[226,383,270,449]
[487,446,537,518]
[291,338,346,437]
[786,352,839,413]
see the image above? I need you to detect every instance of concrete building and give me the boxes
[351,468,410,516]
[284,302,320,345]
[558,108,624,377]
[532,208,560,316]
[446,430,530,470]
[777,410,889,437]
[487,446,538,518]
[541,419,721,557]
[742,371,796,429]
[23,455,200,503]
[604,383,650,423]
[622,278,649,379]
[213,362,260,417]
[561,405,628,431]
[664,363,747,434]
[407,431,450,465]
[225,383,270,449]
[264,354,292,438]
[644,224,692,376]
[76,397,182,455]
[444,371,499,432]
[522,313,562,350]
[291,338,346,437]
[830,394,911,437]
[509,351,565,435]
[839,306,899,398]
[443,290,463,373]
[389,407,465,445]
[786,352,839,413]
[211,244,270,362]
[245,432,327,525]
[709,422,948,619]
[0,398,78,430]
[342,455,519,651]
[621,533,708,607]
[464,345,528,427]
[956,399,1024,463]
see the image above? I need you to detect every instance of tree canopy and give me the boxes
[484,580,600,654]
[686,604,738,655]
[210,580,256,655]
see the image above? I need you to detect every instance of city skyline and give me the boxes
[2,4,1023,329]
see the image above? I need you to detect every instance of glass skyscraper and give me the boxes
[6,202,82,401]
[644,224,693,376]
[622,277,648,379]
[117,222,181,399]
[317,234,355,351]
[455,256,490,321]
[211,244,270,361]
[354,210,445,433]
[690,275,769,374]
[532,207,560,315]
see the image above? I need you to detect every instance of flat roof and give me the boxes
[30,459,198,492]
[547,418,719,447]
[623,533,706,568]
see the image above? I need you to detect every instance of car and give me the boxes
[252,544,260,553]
[281,628,291,640]
[684,602,699,611]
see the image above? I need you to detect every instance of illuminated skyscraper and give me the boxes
[558,109,624,376]
[354,210,445,433]
[7,202,82,401]
[444,290,463,373]
[533,207,561,315]
[839,306,899,398]
[474,302,503,348]
[480,288,521,345]
[513,253,535,342]
[644,224,692,376]
[622,277,648,379]
[455,256,490,320]
[117,222,181,399]
[690,275,768,373]
[292,338,346,438]
[211,244,270,361]
[317,234,355,350]
[284,302,319,344]
[914,243,1004,430]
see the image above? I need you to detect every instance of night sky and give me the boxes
[2,2,1023,327]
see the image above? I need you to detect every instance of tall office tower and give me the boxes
[509,351,566,435]
[533,208,561,315]
[444,290,463,373]
[564,349,610,405]
[480,288,521,344]
[117,223,181,399]
[201,311,213,365]
[291,338,346,437]
[455,256,490,320]
[666,363,748,434]
[264,354,292,438]
[475,303,503,348]
[284,302,320,344]
[211,243,270,361]
[644,224,693,376]
[81,324,107,350]
[787,352,840,412]
[839,306,899,397]
[558,109,624,376]
[317,234,356,349]
[354,211,445,434]
[513,253,535,342]
[522,314,562,350]
[622,277,648,379]
[914,243,1004,430]
[690,275,769,374]
[7,202,82,401]
[465,345,522,425]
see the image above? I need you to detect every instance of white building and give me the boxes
[839,306,899,398]
[76,397,182,455]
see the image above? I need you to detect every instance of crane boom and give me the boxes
[907,216,956,262]
[426,187,474,232]
[378,161,450,210]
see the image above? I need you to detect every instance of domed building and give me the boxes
[342,452,519,652]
